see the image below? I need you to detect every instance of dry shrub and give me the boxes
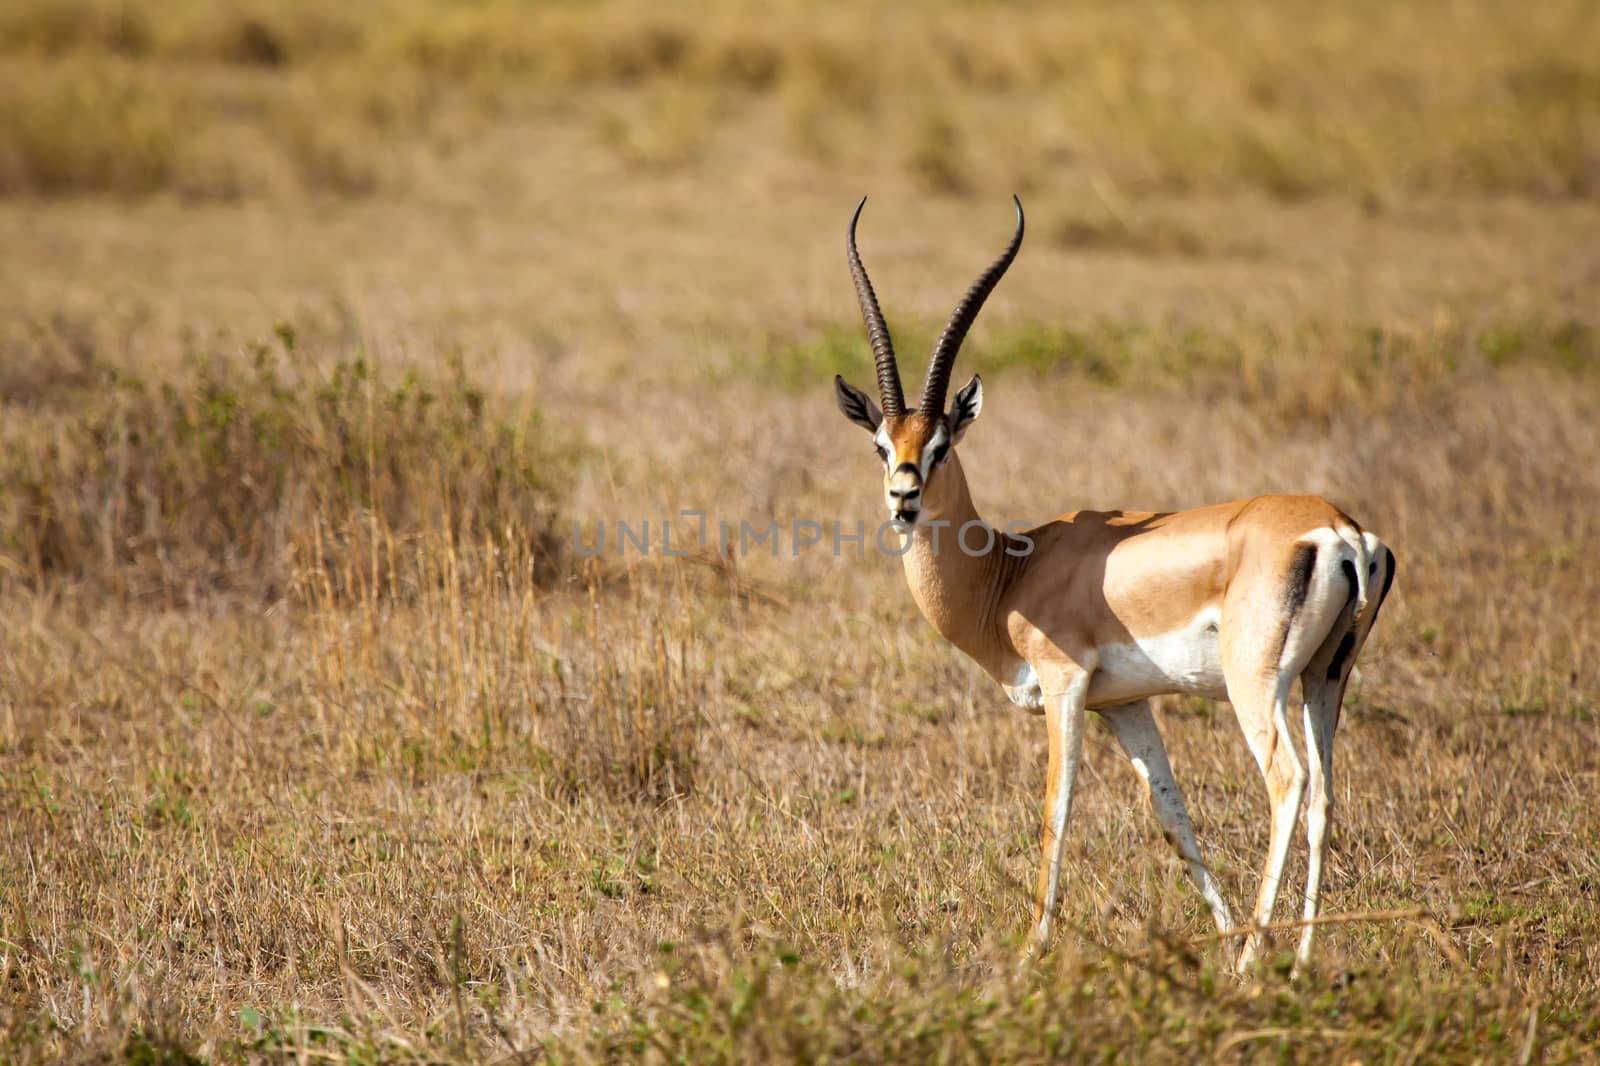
[1047,202,1209,257]
[0,0,152,57]
[0,338,566,603]
[385,8,695,85]
[0,58,180,196]
[905,109,972,197]
[212,14,289,67]
[301,571,704,805]
[538,609,703,803]
[267,97,384,196]
[598,84,718,171]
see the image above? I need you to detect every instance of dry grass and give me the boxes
[2,0,1598,199]
[4,2,1600,1062]
[0,340,565,603]
[5,354,1600,1061]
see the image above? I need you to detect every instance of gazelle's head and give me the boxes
[833,196,1024,527]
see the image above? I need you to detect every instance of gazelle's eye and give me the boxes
[929,442,950,466]
[875,443,890,462]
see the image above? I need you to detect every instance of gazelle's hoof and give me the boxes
[1018,927,1049,966]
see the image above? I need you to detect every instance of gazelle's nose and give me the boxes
[887,470,921,524]
[888,482,921,504]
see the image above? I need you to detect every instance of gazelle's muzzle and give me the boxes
[887,464,922,523]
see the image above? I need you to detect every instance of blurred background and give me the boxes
[2,1,1598,1061]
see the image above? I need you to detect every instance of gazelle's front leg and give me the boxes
[1025,668,1090,959]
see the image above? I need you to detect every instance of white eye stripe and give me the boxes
[873,426,893,461]
[919,428,950,475]
[874,427,951,475]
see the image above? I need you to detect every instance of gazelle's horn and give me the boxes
[847,197,906,417]
[921,195,1025,415]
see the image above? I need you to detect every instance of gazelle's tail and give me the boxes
[1335,523,1372,622]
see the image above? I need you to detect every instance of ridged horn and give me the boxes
[921,195,1025,416]
[846,197,906,417]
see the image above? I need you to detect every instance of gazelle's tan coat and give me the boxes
[834,199,1395,970]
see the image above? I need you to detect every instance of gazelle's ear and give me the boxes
[834,375,883,433]
[948,374,982,444]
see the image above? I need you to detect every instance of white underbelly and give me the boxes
[1086,606,1228,707]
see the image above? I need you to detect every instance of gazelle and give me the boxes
[832,197,1395,971]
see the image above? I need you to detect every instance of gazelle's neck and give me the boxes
[898,450,1021,679]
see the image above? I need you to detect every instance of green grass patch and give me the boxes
[753,314,1599,419]
[12,924,1594,1063]
[559,932,1600,1063]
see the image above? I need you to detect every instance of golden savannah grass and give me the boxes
[1,0,1598,199]
[3,0,1600,1062]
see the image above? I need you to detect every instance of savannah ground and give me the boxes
[2,1,1600,1061]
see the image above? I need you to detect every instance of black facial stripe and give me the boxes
[893,462,920,479]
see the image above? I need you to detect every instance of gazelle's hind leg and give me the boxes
[1225,665,1302,972]
[1100,701,1235,936]
[1223,538,1353,971]
[1295,539,1396,968]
